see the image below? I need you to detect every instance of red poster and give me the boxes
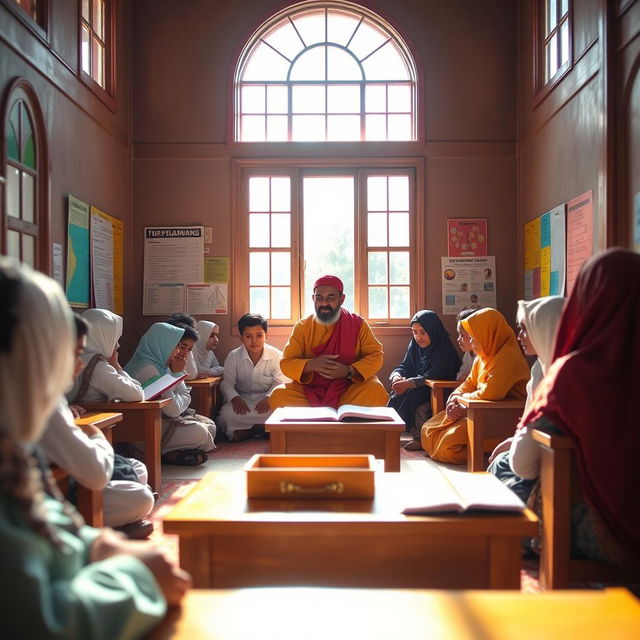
[447,219,488,257]
[565,191,593,295]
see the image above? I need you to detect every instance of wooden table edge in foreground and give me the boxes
[147,587,640,640]
[77,399,171,491]
[266,407,405,472]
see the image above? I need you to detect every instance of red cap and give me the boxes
[313,275,344,292]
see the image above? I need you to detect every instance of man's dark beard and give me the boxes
[315,305,341,324]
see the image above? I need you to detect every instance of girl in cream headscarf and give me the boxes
[193,320,224,377]
[487,296,564,500]
[69,308,144,403]
[420,308,530,464]
[0,257,189,637]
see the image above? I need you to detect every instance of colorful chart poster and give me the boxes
[91,207,115,311]
[65,195,90,307]
[566,191,593,296]
[143,226,204,315]
[523,205,566,299]
[447,219,488,257]
[441,256,496,315]
[187,283,228,315]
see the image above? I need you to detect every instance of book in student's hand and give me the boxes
[142,372,188,401]
[275,404,398,422]
[400,467,526,515]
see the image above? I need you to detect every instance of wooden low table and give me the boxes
[78,399,171,491]
[457,397,526,472]
[163,470,537,590]
[148,587,640,640]
[425,379,460,414]
[74,411,123,444]
[265,407,405,472]
[186,376,222,417]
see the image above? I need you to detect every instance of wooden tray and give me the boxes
[244,454,375,499]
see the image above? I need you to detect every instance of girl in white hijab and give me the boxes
[193,320,224,377]
[0,258,189,637]
[488,295,565,500]
[69,308,144,403]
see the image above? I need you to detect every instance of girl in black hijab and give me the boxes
[388,310,461,448]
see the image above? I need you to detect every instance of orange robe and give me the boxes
[421,309,530,464]
[270,315,389,408]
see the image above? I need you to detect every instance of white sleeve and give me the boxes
[39,400,114,490]
[161,380,192,418]
[220,349,240,402]
[509,424,541,480]
[184,352,198,380]
[266,347,290,394]
[203,352,225,377]
[92,361,145,402]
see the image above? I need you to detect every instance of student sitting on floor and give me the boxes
[217,313,289,441]
[420,308,530,464]
[509,249,640,574]
[125,322,216,465]
[487,296,564,502]
[166,312,199,380]
[0,257,190,638]
[455,308,477,381]
[388,310,461,450]
[193,320,225,378]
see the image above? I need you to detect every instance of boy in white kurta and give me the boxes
[218,313,289,440]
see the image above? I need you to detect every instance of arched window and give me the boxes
[2,81,48,271]
[235,1,417,142]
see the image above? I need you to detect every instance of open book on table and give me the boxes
[276,404,398,422]
[400,467,526,515]
[142,372,188,401]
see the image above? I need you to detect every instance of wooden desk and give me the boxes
[148,587,640,640]
[425,379,459,414]
[265,408,405,472]
[457,397,525,472]
[186,376,222,417]
[163,471,537,590]
[531,429,629,590]
[51,412,123,526]
[74,411,123,444]
[77,399,171,492]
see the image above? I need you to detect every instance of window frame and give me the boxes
[233,1,418,143]
[1,78,50,272]
[1,0,49,40]
[79,0,117,108]
[232,157,425,334]
[534,0,573,97]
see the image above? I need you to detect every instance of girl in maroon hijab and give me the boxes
[513,248,640,572]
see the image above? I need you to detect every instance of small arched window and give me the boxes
[235,1,417,142]
[2,81,48,270]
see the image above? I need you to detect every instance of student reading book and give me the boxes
[275,404,399,422]
[142,372,188,401]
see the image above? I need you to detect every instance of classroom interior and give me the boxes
[1,0,639,635]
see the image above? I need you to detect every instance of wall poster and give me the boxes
[447,219,488,257]
[441,256,496,315]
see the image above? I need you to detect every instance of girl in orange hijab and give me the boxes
[421,308,530,464]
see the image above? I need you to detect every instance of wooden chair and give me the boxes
[186,376,222,418]
[51,412,123,526]
[424,379,459,415]
[456,397,525,472]
[76,399,171,492]
[531,428,630,590]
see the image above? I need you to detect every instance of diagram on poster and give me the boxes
[441,256,496,315]
[447,219,488,257]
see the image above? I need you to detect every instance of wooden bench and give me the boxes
[457,397,525,472]
[76,399,171,492]
[531,428,630,590]
[186,376,222,418]
[424,379,459,415]
[51,411,123,526]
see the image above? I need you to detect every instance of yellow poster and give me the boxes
[90,207,124,314]
[540,245,551,296]
[204,257,229,283]
[524,218,541,270]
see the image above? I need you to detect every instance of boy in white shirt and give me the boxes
[218,313,289,441]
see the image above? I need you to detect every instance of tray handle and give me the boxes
[279,481,344,495]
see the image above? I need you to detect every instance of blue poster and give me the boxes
[66,195,90,307]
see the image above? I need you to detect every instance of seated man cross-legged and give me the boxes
[270,275,388,410]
